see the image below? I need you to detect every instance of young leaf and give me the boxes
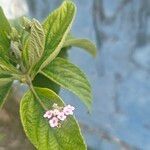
[63,38,97,57]
[41,57,92,111]
[21,32,30,69]
[0,74,12,108]
[20,87,86,150]
[0,7,11,58]
[27,19,45,69]
[31,1,76,78]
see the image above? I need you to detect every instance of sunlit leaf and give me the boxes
[64,38,97,57]
[26,19,45,69]
[41,57,92,111]
[0,73,12,108]
[20,87,86,150]
[31,1,76,78]
[0,7,11,58]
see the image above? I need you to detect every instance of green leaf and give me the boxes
[0,74,12,108]
[0,73,12,85]
[28,19,45,69]
[22,32,30,69]
[0,7,11,58]
[31,1,76,78]
[33,47,70,94]
[0,56,20,74]
[41,57,92,111]
[33,73,60,94]
[20,87,86,150]
[63,38,97,57]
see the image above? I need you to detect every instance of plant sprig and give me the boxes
[0,1,96,149]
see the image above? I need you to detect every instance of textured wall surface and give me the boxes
[0,0,150,150]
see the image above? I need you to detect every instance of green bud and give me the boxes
[20,77,26,83]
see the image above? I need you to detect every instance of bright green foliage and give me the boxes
[0,1,96,149]
[28,19,45,69]
[22,19,45,71]
[0,74,12,108]
[41,57,92,111]
[0,7,11,59]
[22,32,30,69]
[20,87,86,150]
[31,1,76,77]
[33,74,60,94]
[0,56,20,74]
[64,38,97,57]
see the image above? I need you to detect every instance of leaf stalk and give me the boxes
[27,75,48,111]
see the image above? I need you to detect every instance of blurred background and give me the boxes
[0,0,150,149]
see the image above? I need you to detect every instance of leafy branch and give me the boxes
[0,1,97,150]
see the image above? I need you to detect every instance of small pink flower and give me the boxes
[66,105,75,111]
[57,111,66,121]
[43,110,53,119]
[44,103,75,128]
[63,107,73,115]
[53,109,60,116]
[49,117,59,128]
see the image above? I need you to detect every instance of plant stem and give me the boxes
[27,76,48,111]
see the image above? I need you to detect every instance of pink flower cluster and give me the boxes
[43,103,75,128]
